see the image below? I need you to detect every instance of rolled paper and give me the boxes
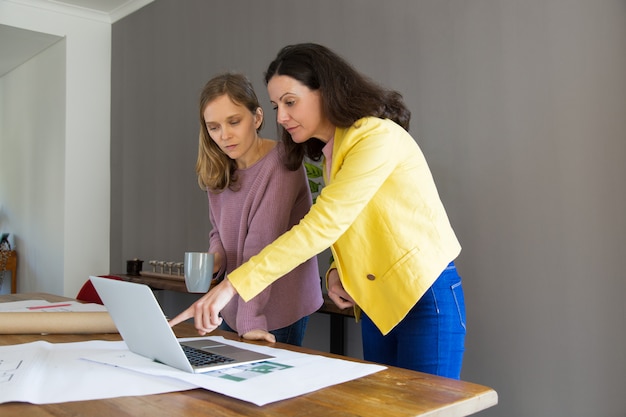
[0,312,118,334]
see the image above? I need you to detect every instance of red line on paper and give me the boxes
[27,303,72,310]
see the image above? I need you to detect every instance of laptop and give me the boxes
[89,276,274,373]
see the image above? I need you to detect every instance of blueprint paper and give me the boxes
[0,300,117,334]
[0,300,107,312]
[84,336,386,406]
[0,340,195,404]
[0,336,385,406]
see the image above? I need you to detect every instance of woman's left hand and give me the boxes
[327,269,355,309]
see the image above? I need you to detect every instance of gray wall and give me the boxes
[111,1,626,416]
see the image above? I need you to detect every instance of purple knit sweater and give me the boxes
[208,143,322,335]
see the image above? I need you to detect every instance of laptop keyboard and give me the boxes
[182,344,236,367]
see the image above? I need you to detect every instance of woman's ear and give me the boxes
[254,107,264,130]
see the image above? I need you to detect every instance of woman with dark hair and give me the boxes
[192,72,322,346]
[172,46,466,378]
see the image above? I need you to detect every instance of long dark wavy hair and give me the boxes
[264,43,411,170]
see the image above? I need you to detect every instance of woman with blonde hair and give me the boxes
[192,72,322,345]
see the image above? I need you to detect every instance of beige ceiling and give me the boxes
[47,0,138,14]
[0,0,153,77]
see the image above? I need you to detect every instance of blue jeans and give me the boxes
[220,316,310,347]
[361,262,466,379]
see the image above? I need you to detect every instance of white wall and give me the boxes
[0,40,65,295]
[0,1,111,296]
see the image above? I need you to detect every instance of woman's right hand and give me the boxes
[168,278,237,335]
[327,269,355,309]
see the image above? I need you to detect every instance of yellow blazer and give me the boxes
[228,117,461,335]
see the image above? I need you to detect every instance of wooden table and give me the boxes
[0,293,497,417]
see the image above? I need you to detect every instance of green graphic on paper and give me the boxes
[208,361,293,382]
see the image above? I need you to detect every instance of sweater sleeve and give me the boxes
[233,152,312,335]
[208,193,227,279]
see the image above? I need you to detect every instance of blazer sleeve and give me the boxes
[229,118,399,301]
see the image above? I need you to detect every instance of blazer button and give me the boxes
[366,274,376,281]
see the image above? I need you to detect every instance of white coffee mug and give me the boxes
[184,252,214,293]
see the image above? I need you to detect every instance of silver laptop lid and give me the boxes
[90,276,195,372]
[89,276,274,373]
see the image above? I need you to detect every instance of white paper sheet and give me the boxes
[84,336,386,406]
[0,340,195,404]
[0,336,385,406]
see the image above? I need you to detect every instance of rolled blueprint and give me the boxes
[0,312,118,334]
